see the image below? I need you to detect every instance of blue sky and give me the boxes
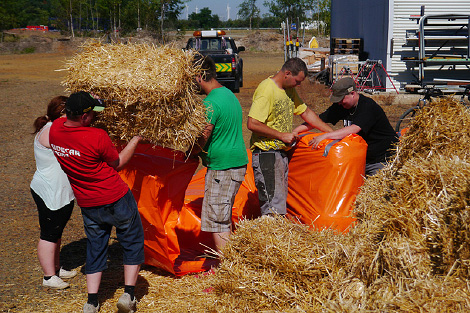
[181,0,270,21]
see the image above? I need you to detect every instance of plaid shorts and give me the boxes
[201,166,246,233]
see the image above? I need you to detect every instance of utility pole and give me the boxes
[161,1,165,40]
[69,0,75,37]
[137,0,141,30]
[113,4,116,36]
[90,0,95,32]
[79,2,81,33]
[317,2,320,35]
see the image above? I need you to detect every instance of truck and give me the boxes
[185,30,245,93]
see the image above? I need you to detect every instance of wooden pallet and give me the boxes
[330,38,363,55]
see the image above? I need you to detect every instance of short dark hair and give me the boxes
[200,56,217,82]
[281,57,308,77]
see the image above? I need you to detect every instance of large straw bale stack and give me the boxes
[354,97,470,278]
[61,41,205,151]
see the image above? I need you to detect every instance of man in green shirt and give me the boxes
[191,56,248,254]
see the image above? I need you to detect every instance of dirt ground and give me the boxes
[0,43,415,312]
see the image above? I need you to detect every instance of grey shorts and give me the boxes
[201,166,247,233]
[252,149,289,215]
[365,162,386,176]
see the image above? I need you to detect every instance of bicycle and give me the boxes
[395,86,444,134]
[459,84,470,108]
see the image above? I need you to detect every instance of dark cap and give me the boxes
[330,77,357,103]
[66,91,105,115]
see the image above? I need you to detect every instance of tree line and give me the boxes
[0,0,330,37]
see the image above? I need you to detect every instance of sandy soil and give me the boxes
[0,47,414,312]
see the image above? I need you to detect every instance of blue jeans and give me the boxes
[80,190,145,274]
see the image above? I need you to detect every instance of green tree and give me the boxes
[318,0,331,34]
[0,0,185,36]
[158,0,184,38]
[303,0,330,35]
[188,7,220,29]
[0,0,50,31]
[259,14,281,28]
[263,0,308,26]
[238,0,260,30]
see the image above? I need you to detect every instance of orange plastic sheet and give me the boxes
[119,135,365,275]
[176,150,260,275]
[119,146,259,276]
[287,133,367,233]
[119,144,199,275]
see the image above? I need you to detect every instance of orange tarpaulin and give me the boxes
[119,145,199,274]
[287,132,367,232]
[119,146,259,275]
[119,134,366,275]
[174,151,260,275]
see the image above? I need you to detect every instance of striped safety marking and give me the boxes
[215,63,232,72]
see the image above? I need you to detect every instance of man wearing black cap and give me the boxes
[49,91,144,313]
[294,77,398,176]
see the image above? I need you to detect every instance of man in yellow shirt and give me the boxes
[247,58,332,216]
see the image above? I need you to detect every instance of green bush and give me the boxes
[20,47,36,54]
[1,32,20,42]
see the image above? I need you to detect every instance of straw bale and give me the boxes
[354,98,470,279]
[392,97,470,166]
[61,41,206,151]
[203,216,370,312]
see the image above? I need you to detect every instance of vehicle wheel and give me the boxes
[395,106,419,135]
[239,65,243,88]
[231,78,240,93]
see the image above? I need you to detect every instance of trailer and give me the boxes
[330,0,470,91]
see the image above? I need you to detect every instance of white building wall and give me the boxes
[389,1,470,89]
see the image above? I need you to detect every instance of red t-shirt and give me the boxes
[49,117,129,207]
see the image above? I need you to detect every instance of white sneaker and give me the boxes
[117,293,137,313]
[83,302,100,313]
[43,275,69,289]
[59,267,78,279]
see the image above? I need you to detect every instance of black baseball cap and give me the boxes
[66,91,105,115]
[330,77,357,103]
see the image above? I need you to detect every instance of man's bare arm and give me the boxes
[299,108,334,133]
[309,125,361,149]
[189,123,214,156]
[247,117,297,145]
[108,136,142,171]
